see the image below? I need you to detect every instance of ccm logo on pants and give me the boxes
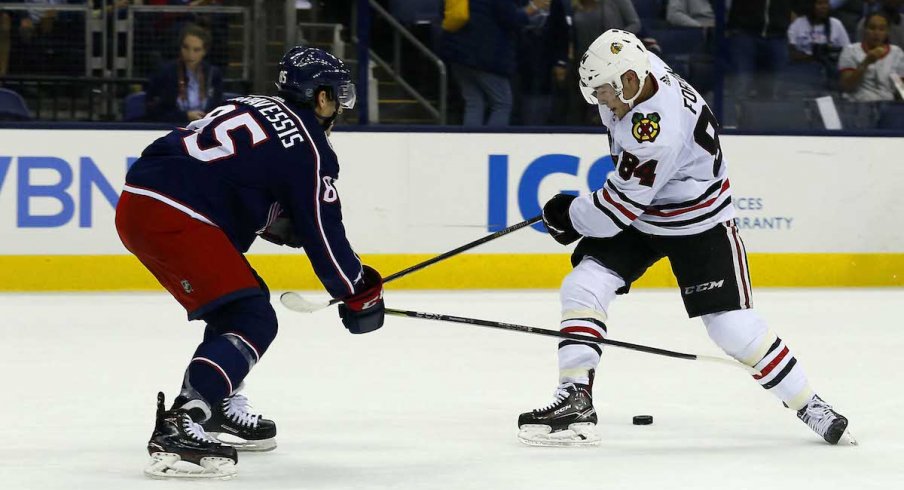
[684,280,725,295]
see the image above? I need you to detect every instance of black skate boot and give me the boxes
[797,394,857,445]
[518,381,599,447]
[144,392,238,479]
[202,393,277,451]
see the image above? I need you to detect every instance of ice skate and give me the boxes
[797,394,857,446]
[202,392,277,451]
[144,392,238,479]
[518,382,600,447]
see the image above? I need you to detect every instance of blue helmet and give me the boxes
[276,46,356,109]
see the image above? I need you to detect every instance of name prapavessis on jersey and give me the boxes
[231,96,304,148]
[126,92,362,299]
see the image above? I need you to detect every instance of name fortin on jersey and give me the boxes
[569,54,734,238]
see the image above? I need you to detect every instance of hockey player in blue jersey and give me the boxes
[115,47,385,479]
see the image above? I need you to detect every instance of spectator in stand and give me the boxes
[440,0,550,127]
[137,0,226,77]
[515,0,574,125]
[95,1,139,20]
[856,0,904,47]
[788,0,850,64]
[728,0,794,99]
[0,3,40,75]
[2,0,86,75]
[572,0,641,53]
[22,0,64,41]
[146,23,223,123]
[566,0,641,124]
[839,11,904,101]
[831,0,869,40]
[666,0,714,28]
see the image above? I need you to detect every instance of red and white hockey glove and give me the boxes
[338,265,385,334]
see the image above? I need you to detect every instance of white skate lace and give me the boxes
[223,394,262,428]
[801,397,837,436]
[180,413,220,444]
[536,384,574,412]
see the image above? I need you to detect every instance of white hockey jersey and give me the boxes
[569,54,734,238]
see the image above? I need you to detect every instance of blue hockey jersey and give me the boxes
[124,95,362,299]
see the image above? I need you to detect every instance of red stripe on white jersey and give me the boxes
[646,180,730,217]
[602,188,638,220]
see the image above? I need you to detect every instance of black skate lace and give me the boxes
[223,393,262,428]
[802,397,837,436]
[536,384,573,412]
[180,412,220,444]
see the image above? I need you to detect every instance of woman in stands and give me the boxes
[146,22,223,123]
[838,12,904,102]
[788,0,850,64]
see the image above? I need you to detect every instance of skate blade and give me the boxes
[839,429,858,446]
[518,423,601,447]
[210,432,277,452]
[144,452,237,480]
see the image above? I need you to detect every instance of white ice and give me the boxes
[2,289,902,489]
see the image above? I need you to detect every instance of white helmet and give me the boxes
[578,29,651,107]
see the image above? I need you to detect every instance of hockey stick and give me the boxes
[280,215,543,313]
[386,308,759,374]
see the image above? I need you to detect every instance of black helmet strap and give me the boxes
[278,87,339,131]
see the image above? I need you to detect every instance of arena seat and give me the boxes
[123,92,147,122]
[878,103,904,129]
[0,88,32,121]
[737,99,815,131]
[389,0,443,25]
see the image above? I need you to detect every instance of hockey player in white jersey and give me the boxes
[517,29,855,447]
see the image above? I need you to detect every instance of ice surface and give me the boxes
[1,289,902,489]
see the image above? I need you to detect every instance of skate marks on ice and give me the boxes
[1,290,902,489]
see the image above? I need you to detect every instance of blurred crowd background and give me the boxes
[0,0,902,130]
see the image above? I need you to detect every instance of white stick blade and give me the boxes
[279,292,329,313]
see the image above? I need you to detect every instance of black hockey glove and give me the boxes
[338,265,385,334]
[259,215,303,248]
[542,193,580,245]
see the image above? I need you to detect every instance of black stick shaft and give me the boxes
[326,216,542,307]
[385,308,698,361]
[383,215,541,282]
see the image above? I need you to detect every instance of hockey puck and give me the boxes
[632,415,653,425]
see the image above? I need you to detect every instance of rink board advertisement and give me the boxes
[0,129,902,291]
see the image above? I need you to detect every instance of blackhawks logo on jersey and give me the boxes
[631,112,661,143]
